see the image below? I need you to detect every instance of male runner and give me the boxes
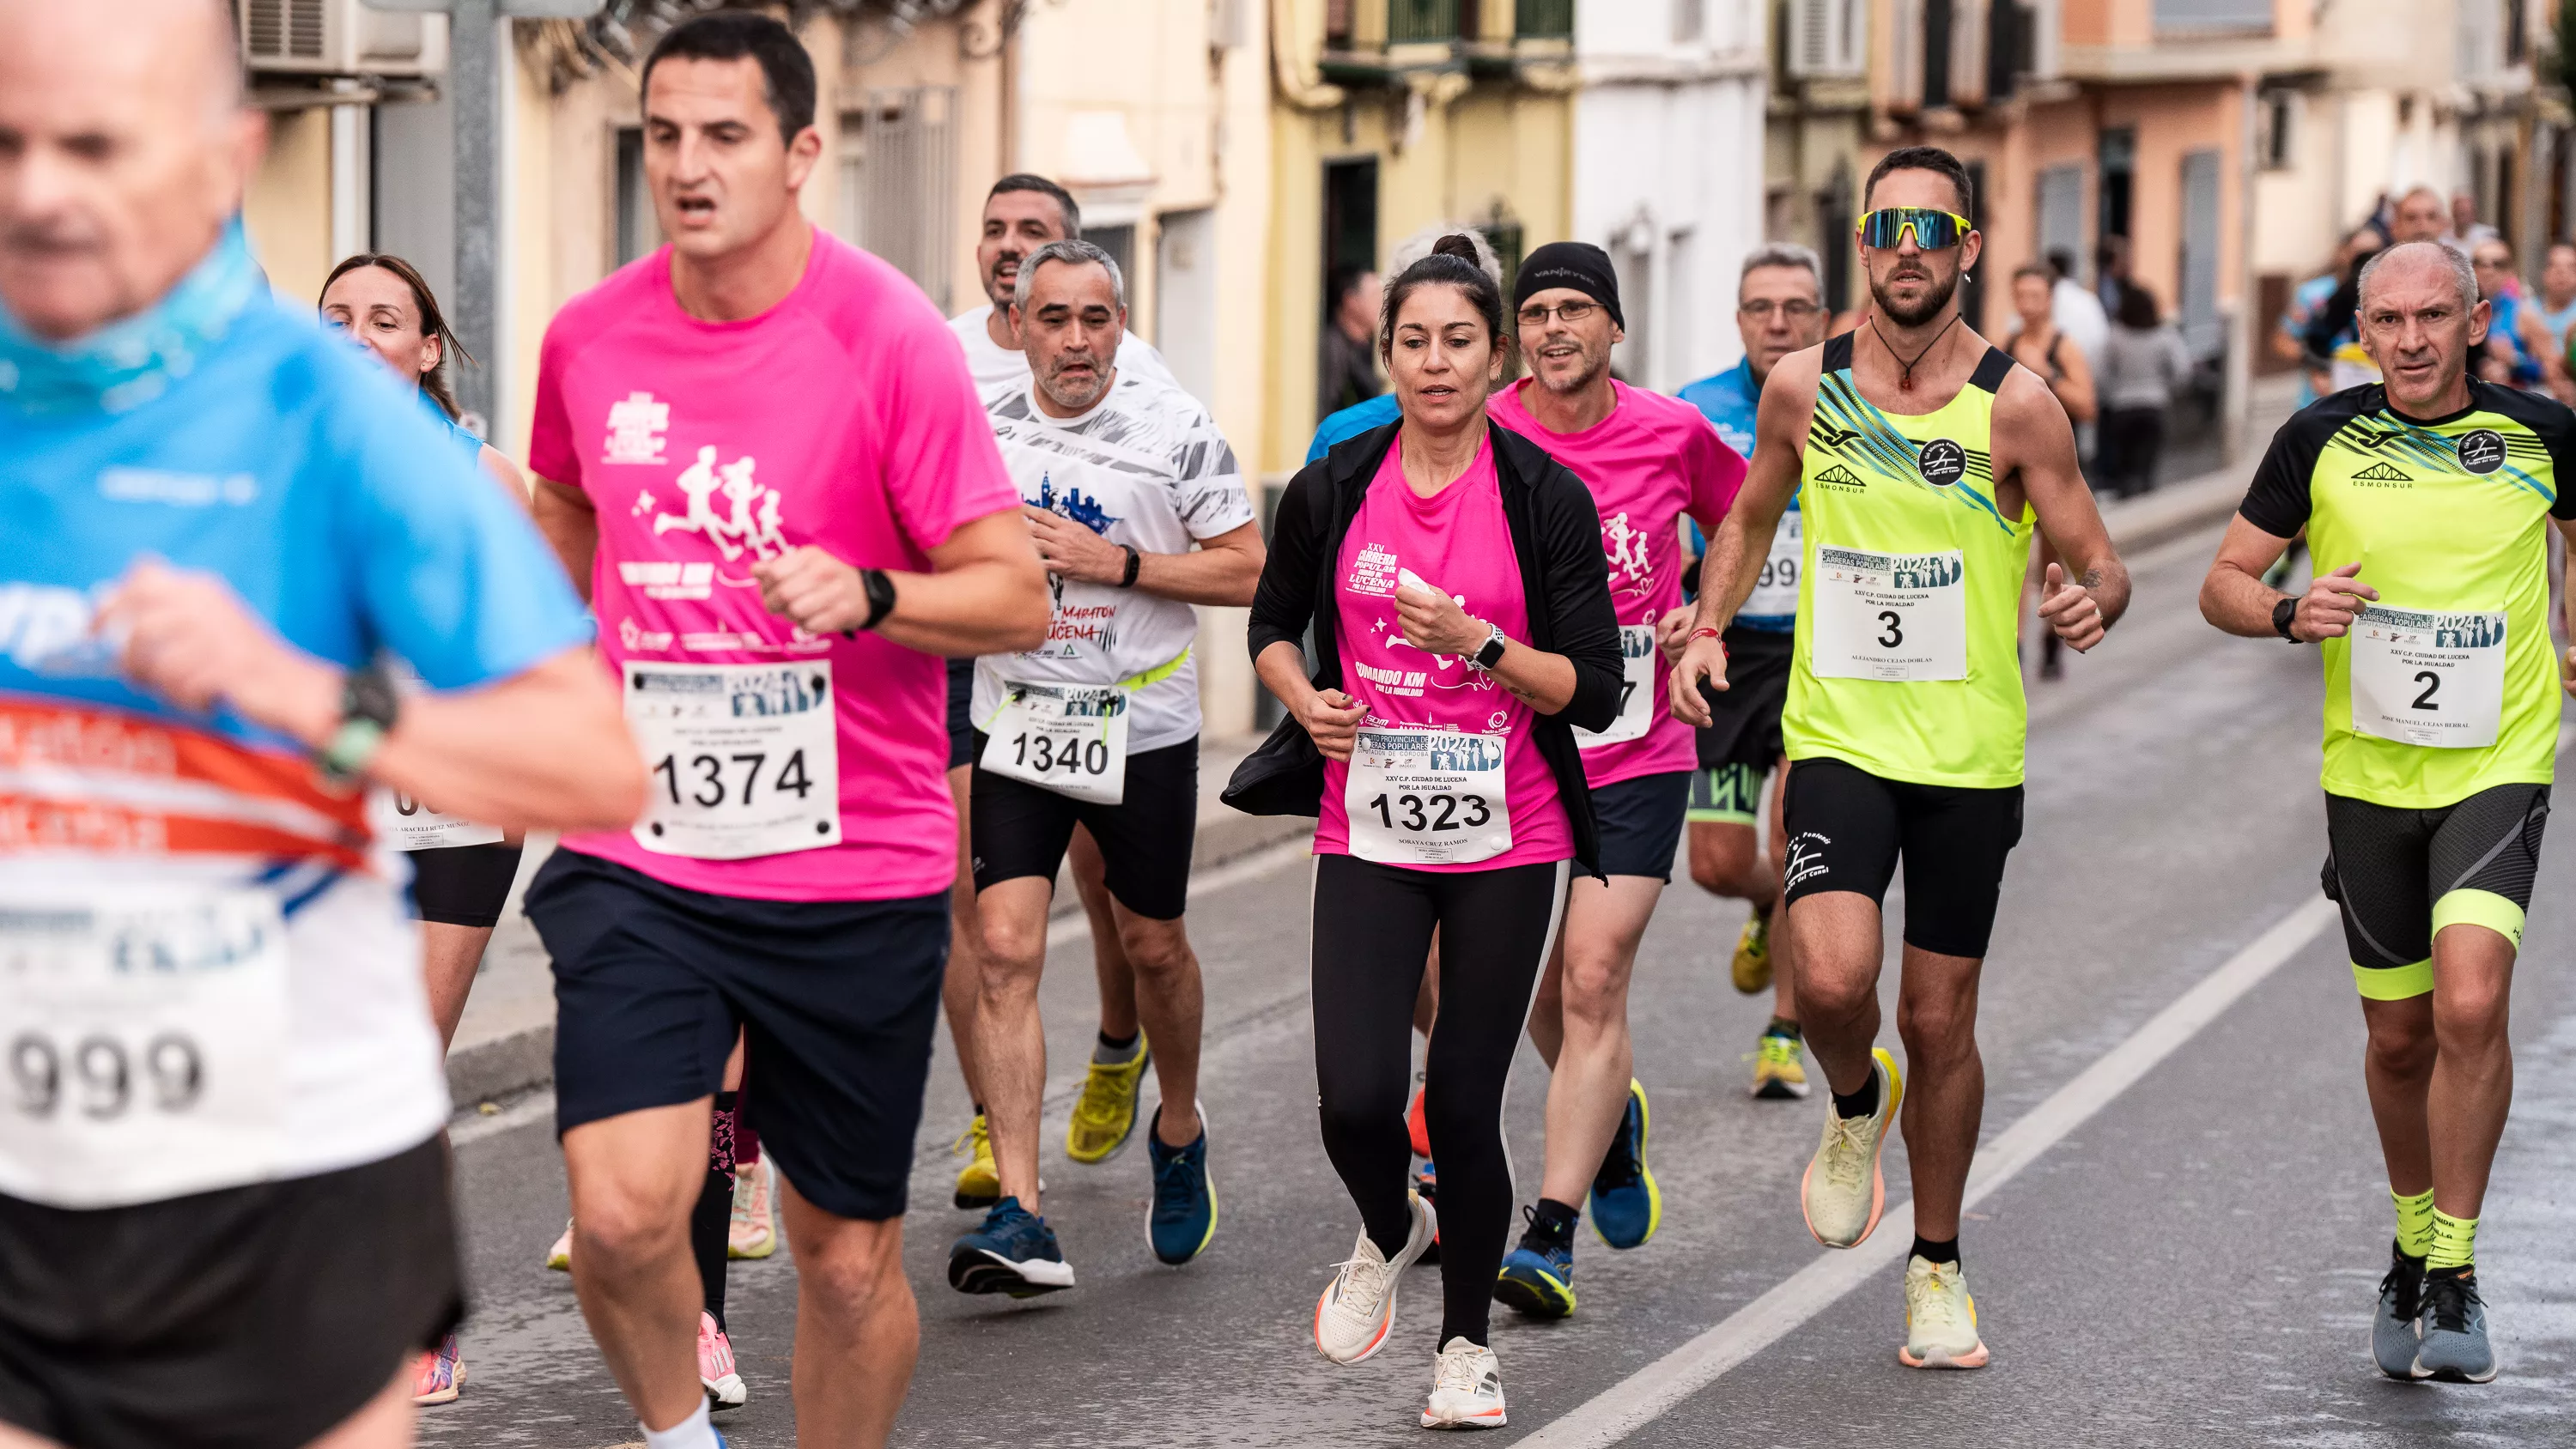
[1483,242,1742,1318]
[521,16,1046,1449]
[2201,239,2576,1384]
[0,3,642,1445]
[1678,243,1832,1101]
[1674,145,2129,1370]
[949,239,1262,1292]
[943,173,1176,1210]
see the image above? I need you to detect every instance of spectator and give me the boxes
[2279,226,2383,405]
[2096,281,2190,500]
[2044,247,2109,392]
[1317,265,1382,421]
[2449,191,2500,250]
[2535,242,2576,403]
[2303,227,2389,394]
[2470,239,2545,388]
[2094,235,2130,313]
[2391,186,2449,246]
[2008,263,2096,682]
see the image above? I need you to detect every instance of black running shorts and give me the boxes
[1782,755,2025,959]
[969,734,1198,920]
[1590,769,1690,881]
[2324,784,2551,1000]
[405,840,524,928]
[529,851,949,1222]
[946,657,976,772]
[0,1137,459,1449]
[1693,626,1794,773]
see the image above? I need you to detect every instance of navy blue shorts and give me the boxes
[526,851,949,1222]
[946,657,975,772]
[1591,769,1690,882]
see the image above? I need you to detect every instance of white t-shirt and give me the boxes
[972,373,1254,754]
[951,303,1179,394]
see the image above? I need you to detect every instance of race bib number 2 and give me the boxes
[1808,546,1966,682]
[626,662,840,859]
[1575,625,1658,750]
[980,682,1130,805]
[2348,606,2508,749]
[1345,726,1512,866]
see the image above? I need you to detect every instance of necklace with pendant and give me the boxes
[1868,312,1961,393]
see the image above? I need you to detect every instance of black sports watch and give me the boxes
[317,660,398,787]
[1468,623,1508,671]
[2272,597,2301,642]
[841,568,898,639]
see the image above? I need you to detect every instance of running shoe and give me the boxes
[952,1113,1000,1210]
[1145,1102,1217,1266]
[1751,1030,1811,1100]
[410,1332,464,1406]
[1066,1035,1152,1164]
[1314,1190,1437,1365]
[728,1155,776,1260]
[1801,1047,1903,1249]
[1729,912,1773,994]
[1588,1079,1659,1251]
[1899,1255,1989,1369]
[2372,1240,2427,1380]
[947,1196,1076,1297]
[2414,1268,2498,1383]
[1420,1337,1508,1430]
[1494,1207,1577,1319]
[698,1310,748,1409]
[1406,1072,1431,1160]
[544,1217,573,1271]
[1415,1158,1442,1265]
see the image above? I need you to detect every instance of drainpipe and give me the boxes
[2226,67,2257,464]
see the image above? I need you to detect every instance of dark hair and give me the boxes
[1327,264,1373,309]
[319,252,472,421]
[2045,248,2076,282]
[1378,233,1509,360]
[987,173,1082,238]
[641,11,817,144]
[2114,279,2162,330]
[2011,261,2053,287]
[1863,145,1973,217]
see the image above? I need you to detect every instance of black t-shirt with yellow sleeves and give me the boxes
[2240,379,2576,809]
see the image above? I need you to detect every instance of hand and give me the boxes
[1394,582,1485,657]
[1654,605,1695,666]
[1668,631,1729,727]
[2293,561,2377,641]
[1023,505,1129,585]
[2037,562,2106,652]
[2560,643,2575,699]
[94,558,338,743]
[1297,686,1365,762]
[752,546,870,634]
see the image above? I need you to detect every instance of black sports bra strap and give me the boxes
[1821,331,1856,373]
[1968,345,2014,394]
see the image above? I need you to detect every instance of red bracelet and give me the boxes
[1689,627,1728,654]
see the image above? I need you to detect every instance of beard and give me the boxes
[1870,262,1959,328]
[1536,342,1608,395]
[1036,354,1112,412]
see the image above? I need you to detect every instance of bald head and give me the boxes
[0,0,264,340]
[2359,240,2476,313]
[2355,240,2485,413]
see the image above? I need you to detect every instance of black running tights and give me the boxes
[1311,853,1568,1348]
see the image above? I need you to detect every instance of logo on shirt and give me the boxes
[1031,473,1121,535]
[617,615,677,652]
[1812,464,1866,493]
[2350,461,2413,486]
[1346,543,1401,597]
[1917,439,1966,488]
[651,446,788,563]
[1600,510,1654,599]
[0,583,96,670]
[2456,428,2506,476]
[1810,420,1865,453]
[96,468,257,506]
[604,392,671,465]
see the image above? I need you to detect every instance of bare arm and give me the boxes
[1025,508,1268,607]
[531,476,598,605]
[477,446,532,513]
[1391,583,1577,713]
[2199,512,2379,643]
[2000,370,2129,650]
[1670,349,1814,724]
[756,506,1050,657]
[2052,340,2099,425]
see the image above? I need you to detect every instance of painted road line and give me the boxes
[1517,894,2340,1449]
[451,1088,557,1147]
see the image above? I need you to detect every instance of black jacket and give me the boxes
[1241,419,1625,877]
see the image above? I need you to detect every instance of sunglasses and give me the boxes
[1856,208,1973,251]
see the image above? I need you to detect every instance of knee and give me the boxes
[1118,924,1196,984]
[796,1221,908,1318]
[975,917,1046,991]
[2366,1014,2438,1079]
[1894,991,1976,1061]
[1688,836,1760,898]
[1795,961,1874,1022]
[1556,948,1628,1032]
[1317,1075,1401,1149]
[2432,984,2512,1057]
[570,1179,691,1273]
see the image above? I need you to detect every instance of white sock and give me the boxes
[641,1397,719,1449]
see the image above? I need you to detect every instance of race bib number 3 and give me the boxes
[1809,546,1966,682]
[0,885,287,1208]
[1345,726,1512,866]
[367,789,504,851]
[1575,625,1658,750]
[627,661,841,859]
[1743,510,1803,617]
[2348,606,2508,749]
[980,682,1130,804]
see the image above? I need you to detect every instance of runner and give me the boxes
[0,3,642,1445]
[1676,243,1832,1102]
[943,173,1176,1211]
[2199,239,2576,1385]
[519,15,1046,1449]
[1248,234,1623,1428]
[1481,241,1743,1319]
[1674,146,2129,1371]
[946,239,1261,1293]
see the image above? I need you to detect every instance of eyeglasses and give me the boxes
[1517,300,1601,326]
[1856,208,1972,251]
[1739,299,1823,321]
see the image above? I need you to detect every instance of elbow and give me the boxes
[996,573,1053,653]
[567,749,652,834]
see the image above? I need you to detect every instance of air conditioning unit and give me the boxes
[238,0,448,76]
[1788,0,1867,80]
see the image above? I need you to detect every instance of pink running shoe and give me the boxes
[411,1332,464,1406]
[698,1310,748,1409]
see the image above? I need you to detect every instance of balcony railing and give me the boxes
[1389,0,1459,43]
[2151,0,2271,34]
[1516,0,1573,40]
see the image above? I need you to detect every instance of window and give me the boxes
[2153,0,2273,33]
[614,126,655,267]
[1674,0,1704,43]
[1787,0,1867,78]
[835,87,957,311]
[1923,0,1953,108]
[2257,90,2300,172]
[1516,0,1575,40]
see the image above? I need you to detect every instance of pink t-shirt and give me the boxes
[1487,379,1744,787]
[528,232,1018,901]
[1315,434,1571,870]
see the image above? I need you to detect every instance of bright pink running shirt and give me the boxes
[1487,379,1744,786]
[1315,434,1571,870]
[528,232,1018,901]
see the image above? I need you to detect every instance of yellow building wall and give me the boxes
[243,106,334,306]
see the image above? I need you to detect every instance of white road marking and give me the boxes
[1517,894,2340,1448]
[451,1088,556,1147]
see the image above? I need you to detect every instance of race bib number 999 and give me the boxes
[2348,606,2508,749]
[1742,510,1803,618]
[1809,546,1966,682]
[1574,625,1658,749]
[1345,726,1512,866]
[626,661,841,859]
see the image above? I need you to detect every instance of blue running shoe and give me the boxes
[1493,1207,1577,1319]
[2414,1268,2498,1383]
[947,1196,1075,1297]
[1588,1079,1661,1251]
[2372,1241,2427,1380]
[1415,1159,1441,1265]
[1146,1100,1217,1265]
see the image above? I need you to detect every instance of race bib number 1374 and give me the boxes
[625,661,841,859]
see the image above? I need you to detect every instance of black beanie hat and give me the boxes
[1512,241,1623,330]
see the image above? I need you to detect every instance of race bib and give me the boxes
[0,883,288,1208]
[1808,546,1966,682]
[1576,626,1658,749]
[2348,606,2508,749]
[1345,726,1512,866]
[626,661,841,859]
[980,682,1130,804]
[368,788,504,851]
[1743,510,1803,617]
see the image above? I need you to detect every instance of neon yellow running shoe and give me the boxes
[1751,1031,1810,1100]
[544,1217,573,1272]
[952,1113,1000,1210]
[1066,1035,1151,1164]
[1729,912,1773,994]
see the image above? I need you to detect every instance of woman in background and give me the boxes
[2095,280,2192,500]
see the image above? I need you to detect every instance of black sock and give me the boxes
[690,1166,733,1331]
[1097,1028,1139,1051]
[1830,1070,1880,1120]
[1765,1017,1802,1041]
[1911,1234,1960,1268]
[972,1100,986,1119]
[1528,1197,1579,1246]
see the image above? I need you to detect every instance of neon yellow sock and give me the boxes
[2427,1209,2478,1272]
[2391,1187,2436,1259]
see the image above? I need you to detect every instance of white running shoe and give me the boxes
[1420,1337,1507,1429]
[1899,1255,1990,1369]
[1314,1191,1437,1365]
[544,1217,574,1272]
[1801,1047,1903,1249]
[698,1310,750,1407]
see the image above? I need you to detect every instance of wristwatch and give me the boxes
[2272,597,2300,642]
[841,568,898,639]
[316,660,398,787]
[1467,623,1508,672]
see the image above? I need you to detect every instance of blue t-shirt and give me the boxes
[416,390,487,465]
[1676,358,1798,632]
[2486,291,2544,386]
[1305,392,1402,463]
[2279,272,2336,407]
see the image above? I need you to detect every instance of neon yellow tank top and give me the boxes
[1782,335,2037,788]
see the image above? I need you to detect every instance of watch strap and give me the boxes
[317,661,398,786]
[2272,596,2300,641]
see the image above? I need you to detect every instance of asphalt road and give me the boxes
[420,521,2576,1448]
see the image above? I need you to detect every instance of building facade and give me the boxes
[1766,0,1873,317]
